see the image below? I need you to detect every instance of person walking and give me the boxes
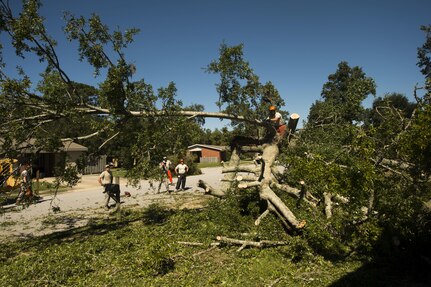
[98,164,116,210]
[15,162,33,204]
[174,159,189,191]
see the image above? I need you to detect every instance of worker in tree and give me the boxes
[267,105,287,137]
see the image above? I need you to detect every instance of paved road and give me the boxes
[0,167,225,242]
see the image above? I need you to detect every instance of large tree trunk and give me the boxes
[220,147,242,192]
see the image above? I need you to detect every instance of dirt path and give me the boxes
[0,167,225,243]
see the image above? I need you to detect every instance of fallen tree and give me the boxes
[199,114,307,232]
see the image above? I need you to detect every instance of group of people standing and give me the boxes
[16,104,283,209]
[97,157,189,211]
[158,157,189,193]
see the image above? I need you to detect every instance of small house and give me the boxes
[1,139,106,178]
[187,144,228,163]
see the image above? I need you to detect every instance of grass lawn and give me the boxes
[0,202,427,286]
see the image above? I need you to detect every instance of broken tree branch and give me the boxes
[198,180,225,198]
[216,236,288,251]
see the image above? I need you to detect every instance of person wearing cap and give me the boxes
[267,105,287,137]
[163,156,173,184]
[98,164,114,210]
[174,159,189,191]
[158,156,172,193]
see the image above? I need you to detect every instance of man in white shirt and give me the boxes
[174,159,189,191]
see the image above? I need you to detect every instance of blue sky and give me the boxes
[3,0,431,129]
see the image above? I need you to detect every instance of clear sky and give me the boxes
[3,0,431,129]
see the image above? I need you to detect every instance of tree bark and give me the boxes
[220,147,242,191]
[198,180,225,198]
[236,175,259,182]
[271,182,318,207]
[261,183,306,229]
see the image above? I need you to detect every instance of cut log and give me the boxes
[287,113,300,133]
[238,181,261,189]
[255,209,270,226]
[198,180,225,198]
[236,175,258,182]
[261,184,306,229]
[220,147,241,191]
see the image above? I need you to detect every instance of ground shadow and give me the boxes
[0,205,178,261]
[329,253,431,287]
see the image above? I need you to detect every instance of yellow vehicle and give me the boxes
[0,158,20,192]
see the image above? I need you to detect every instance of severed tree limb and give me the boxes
[267,201,293,232]
[222,166,261,174]
[98,131,120,150]
[177,241,205,246]
[216,236,288,251]
[198,180,225,198]
[220,146,242,191]
[323,192,349,219]
[271,182,318,207]
[236,174,259,182]
[238,181,261,189]
[255,209,270,226]
[261,182,306,229]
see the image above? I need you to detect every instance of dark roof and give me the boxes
[0,138,88,153]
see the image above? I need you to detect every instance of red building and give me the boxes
[187,144,228,163]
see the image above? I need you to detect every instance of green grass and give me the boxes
[197,161,222,168]
[0,201,427,286]
[111,168,128,178]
